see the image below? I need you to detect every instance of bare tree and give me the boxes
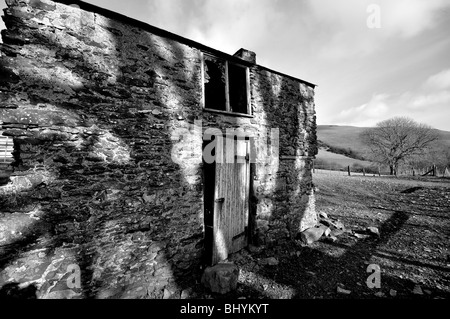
[360,117,440,175]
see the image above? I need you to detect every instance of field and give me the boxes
[316,147,375,168]
[189,173,450,299]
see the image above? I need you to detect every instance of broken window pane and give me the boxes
[228,63,248,114]
[204,56,226,111]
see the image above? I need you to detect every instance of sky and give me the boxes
[1,0,450,130]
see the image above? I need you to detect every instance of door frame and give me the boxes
[202,133,254,266]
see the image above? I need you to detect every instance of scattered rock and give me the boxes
[324,235,338,243]
[323,227,331,237]
[260,257,279,266]
[374,291,385,297]
[319,218,343,229]
[331,229,345,237]
[262,284,268,291]
[332,220,345,230]
[389,289,397,297]
[201,263,239,294]
[423,289,432,295]
[367,227,380,237]
[299,225,328,245]
[318,212,328,219]
[163,288,171,299]
[319,219,332,227]
[180,289,190,299]
[247,244,263,254]
[353,233,370,239]
[413,285,423,295]
[337,286,351,295]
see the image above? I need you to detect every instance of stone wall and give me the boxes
[0,0,317,298]
[250,67,318,245]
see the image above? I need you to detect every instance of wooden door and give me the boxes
[212,135,250,264]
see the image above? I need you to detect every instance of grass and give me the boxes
[316,148,374,168]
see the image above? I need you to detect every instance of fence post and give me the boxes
[347,165,351,176]
[363,168,365,176]
[312,160,315,174]
[433,165,436,177]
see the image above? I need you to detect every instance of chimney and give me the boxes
[233,48,256,64]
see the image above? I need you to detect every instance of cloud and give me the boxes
[306,0,450,59]
[409,91,450,110]
[146,0,288,54]
[424,68,450,90]
[74,0,450,75]
[336,94,391,127]
[335,68,450,129]
[381,0,450,38]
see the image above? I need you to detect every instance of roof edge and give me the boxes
[54,0,316,88]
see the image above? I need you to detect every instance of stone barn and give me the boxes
[0,0,318,298]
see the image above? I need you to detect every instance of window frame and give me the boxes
[201,52,252,117]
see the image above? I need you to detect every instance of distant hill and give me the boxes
[316,148,374,167]
[317,125,450,158]
[315,125,450,170]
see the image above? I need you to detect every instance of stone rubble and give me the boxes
[201,263,239,294]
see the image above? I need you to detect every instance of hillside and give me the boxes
[317,125,370,153]
[316,148,374,168]
[317,125,450,160]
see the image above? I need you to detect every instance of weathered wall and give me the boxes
[203,67,318,247]
[0,0,205,299]
[0,0,317,299]
[250,68,317,245]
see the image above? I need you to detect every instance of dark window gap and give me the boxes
[204,57,226,111]
[228,63,248,114]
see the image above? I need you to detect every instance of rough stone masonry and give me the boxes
[0,0,318,298]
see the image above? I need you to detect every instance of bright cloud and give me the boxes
[381,0,450,38]
[424,68,450,90]
[336,94,392,127]
[335,68,450,129]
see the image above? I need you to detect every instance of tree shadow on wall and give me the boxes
[0,0,205,299]
[250,72,317,245]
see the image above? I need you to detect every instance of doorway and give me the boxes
[203,133,251,265]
